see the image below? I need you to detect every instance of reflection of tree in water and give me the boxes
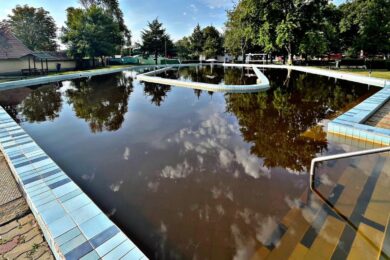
[143,82,171,106]
[19,85,62,123]
[193,89,202,99]
[67,74,133,133]
[225,70,369,172]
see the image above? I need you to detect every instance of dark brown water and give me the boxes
[155,65,258,85]
[0,69,380,259]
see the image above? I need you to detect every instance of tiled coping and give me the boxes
[328,86,390,146]
[0,107,147,260]
[136,65,270,93]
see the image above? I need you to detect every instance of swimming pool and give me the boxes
[0,67,382,259]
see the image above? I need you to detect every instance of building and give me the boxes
[0,27,76,76]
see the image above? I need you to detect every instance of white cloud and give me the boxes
[219,149,234,168]
[161,160,193,179]
[235,148,270,179]
[110,180,124,192]
[231,224,256,260]
[123,147,130,160]
[200,0,234,9]
[255,216,280,247]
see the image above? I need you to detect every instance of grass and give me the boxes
[313,67,390,80]
[337,69,390,80]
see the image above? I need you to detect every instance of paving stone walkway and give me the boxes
[0,153,53,259]
[366,99,390,129]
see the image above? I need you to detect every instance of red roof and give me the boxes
[0,26,32,60]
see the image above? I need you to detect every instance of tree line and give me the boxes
[1,0,389,65]
[223,0,390,63]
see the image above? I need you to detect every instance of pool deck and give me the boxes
[0,107,147,259]
[366,99,390,129]
[328,86,390,146]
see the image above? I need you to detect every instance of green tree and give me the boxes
[141,19,174,64]
[224,0,257,62]
[61,5,122,64]
[339,0,390,55]
[78,0,131,53]
[202,26,223,59]
[175,37,191,60]
[189,24,204,60]
[298,31,328,58]
[6,5,57,51]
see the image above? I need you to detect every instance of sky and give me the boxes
[0,0,235,44]
[0,0,345,44]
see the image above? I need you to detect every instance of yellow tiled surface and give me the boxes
[348,223,384,260]
[251,247,270,260]
[304,216,345,260]
[364,159,390,226]
[288,243,309,260]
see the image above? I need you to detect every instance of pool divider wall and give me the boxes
[0,107,147,260]
[327,86,390,146]
[135,64,270,93]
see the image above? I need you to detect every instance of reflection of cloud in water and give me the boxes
[216,204,225,216]
[110,180,124,192]
[148,181,160,192]
[161,160,193,179]
[255,216,281,247]
[235,148,270,179]
[161,113,272,179]
[219,149,234,168]
[285,196,339,245]
[81,172,95,182]
[211,186,234,201]
[231,224,256,260]
[123,147,130,160]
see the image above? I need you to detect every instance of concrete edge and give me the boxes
[135,64,270,93]
[0,107,148,260]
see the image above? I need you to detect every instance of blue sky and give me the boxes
[0,0,345,43]
[0,0,234,43]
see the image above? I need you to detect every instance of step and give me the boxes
[379,214,390,260]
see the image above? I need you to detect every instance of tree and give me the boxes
[6,5,57,51]
[299,31,328,58]
[175,37,191,60]
[141,19,173,64]
[339,0,390,55]
[189,24,204,59]
[224,0,257,62]
[78,0,131,53]
[61,5,122,65]
[202,26,223,59]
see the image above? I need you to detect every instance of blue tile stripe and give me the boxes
[328,85,390,145]
[0,106,147,260]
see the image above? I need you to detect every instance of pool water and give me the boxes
[0,68,380,259]
[154,65,259,85]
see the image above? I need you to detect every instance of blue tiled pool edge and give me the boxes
[328,86,390,146]
[0,107,147,260]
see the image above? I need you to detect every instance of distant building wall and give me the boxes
[0,57,76,75]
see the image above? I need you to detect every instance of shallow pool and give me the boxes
[0,68,380,259]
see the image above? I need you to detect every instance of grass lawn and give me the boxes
[336,69,390,80]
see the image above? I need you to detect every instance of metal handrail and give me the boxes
[309,146,390,258]
[310,146,390,191]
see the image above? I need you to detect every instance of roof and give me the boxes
[28,51,59,61]
[0,26,32,60]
